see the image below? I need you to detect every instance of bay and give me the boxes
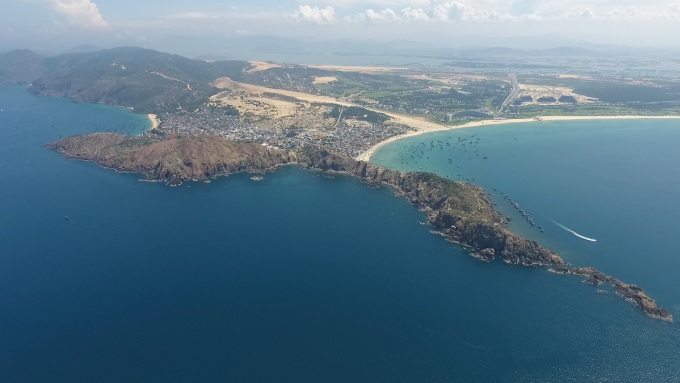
[372,119,680,310]
[1,86,679,382]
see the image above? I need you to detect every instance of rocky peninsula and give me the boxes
[46,132,673,322]
[46,133,295,186]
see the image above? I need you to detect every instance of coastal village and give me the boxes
[154,102,412,158]
[23,51,680,325]
[5,3,680,379]
[141,59,680,163]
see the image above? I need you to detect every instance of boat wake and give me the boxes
[551,220,597,242]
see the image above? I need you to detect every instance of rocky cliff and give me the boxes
[298,147,564,266]
[45,133,673,322]
[45,133,295,186]
[549,267,672,322]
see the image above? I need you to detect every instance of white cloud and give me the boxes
[50,0,109,29]
[401,7,430,21]
[324,1,680,25]
[607,7,639,20]
[353,8,401,23]
[555,8,597,20]
[292,5,336,24]
[432,1,502,21]
[432,1,465,21]
[298,0,433,9]
[670,4,680,18]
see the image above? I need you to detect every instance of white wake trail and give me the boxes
[551,220,597,242]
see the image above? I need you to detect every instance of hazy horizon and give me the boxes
[4,0,680,58]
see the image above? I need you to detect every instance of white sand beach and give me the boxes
[356,115,680,162]
[147,114,160,130]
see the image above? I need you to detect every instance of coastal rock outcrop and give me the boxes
[45,134,672,322]
[549,267,673,322]
[298,147,565,267]
[46,132,295,185]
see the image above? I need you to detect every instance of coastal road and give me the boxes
[498,73,520,113]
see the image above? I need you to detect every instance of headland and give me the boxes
[12,45,679,323]
[45,132,673,322]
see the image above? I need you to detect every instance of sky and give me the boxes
[3,0,680,55]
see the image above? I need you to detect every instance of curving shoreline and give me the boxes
[147,113,160,131]
[357,115,680,162]
[45,132,673,322]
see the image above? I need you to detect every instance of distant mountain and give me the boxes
[10,47,250,113]
[59,45,103,55]
[0,49,47,85]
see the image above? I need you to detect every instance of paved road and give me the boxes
[498,73,520,113]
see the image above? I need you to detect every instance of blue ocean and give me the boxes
[1,86,679,382]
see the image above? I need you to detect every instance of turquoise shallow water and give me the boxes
[1,87,680,382]
[372,119,680,312]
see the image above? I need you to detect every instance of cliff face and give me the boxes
[298,147,564,267]
[46,133,295,185]
[45,134,672,322]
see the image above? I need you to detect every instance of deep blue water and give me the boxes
[1,87,680,382]
[372,120,680,312]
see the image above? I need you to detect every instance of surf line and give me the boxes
[551,220,597,242]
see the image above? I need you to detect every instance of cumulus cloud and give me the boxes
[671,4,680,18]
[50,0,109,29]
[353,8,401,23]
[292,5,336,24]
[607,7,639,20]
[401,7,430,21]
[281,1,680,28]
[432,1,501,21]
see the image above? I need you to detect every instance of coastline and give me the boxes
[147,113,160,131]
[356,115,680,162]
[45,133,674,321]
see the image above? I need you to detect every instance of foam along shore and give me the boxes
[147,114,160,131]
[356,115,680,162]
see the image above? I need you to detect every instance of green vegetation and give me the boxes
[516,74,680,116]
[5,47,250,113]
[324,105,389,123]
[234,66,323,94]
[417,172,478,215]
[6,46,680,123]
[572,82,680,103]
[521,75,680,106]
[0,50,47,85]
[315,73,419,100]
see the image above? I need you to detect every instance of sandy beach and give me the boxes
[147,114,160,130]
[356,115,680,162]
[212,77,356,107]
